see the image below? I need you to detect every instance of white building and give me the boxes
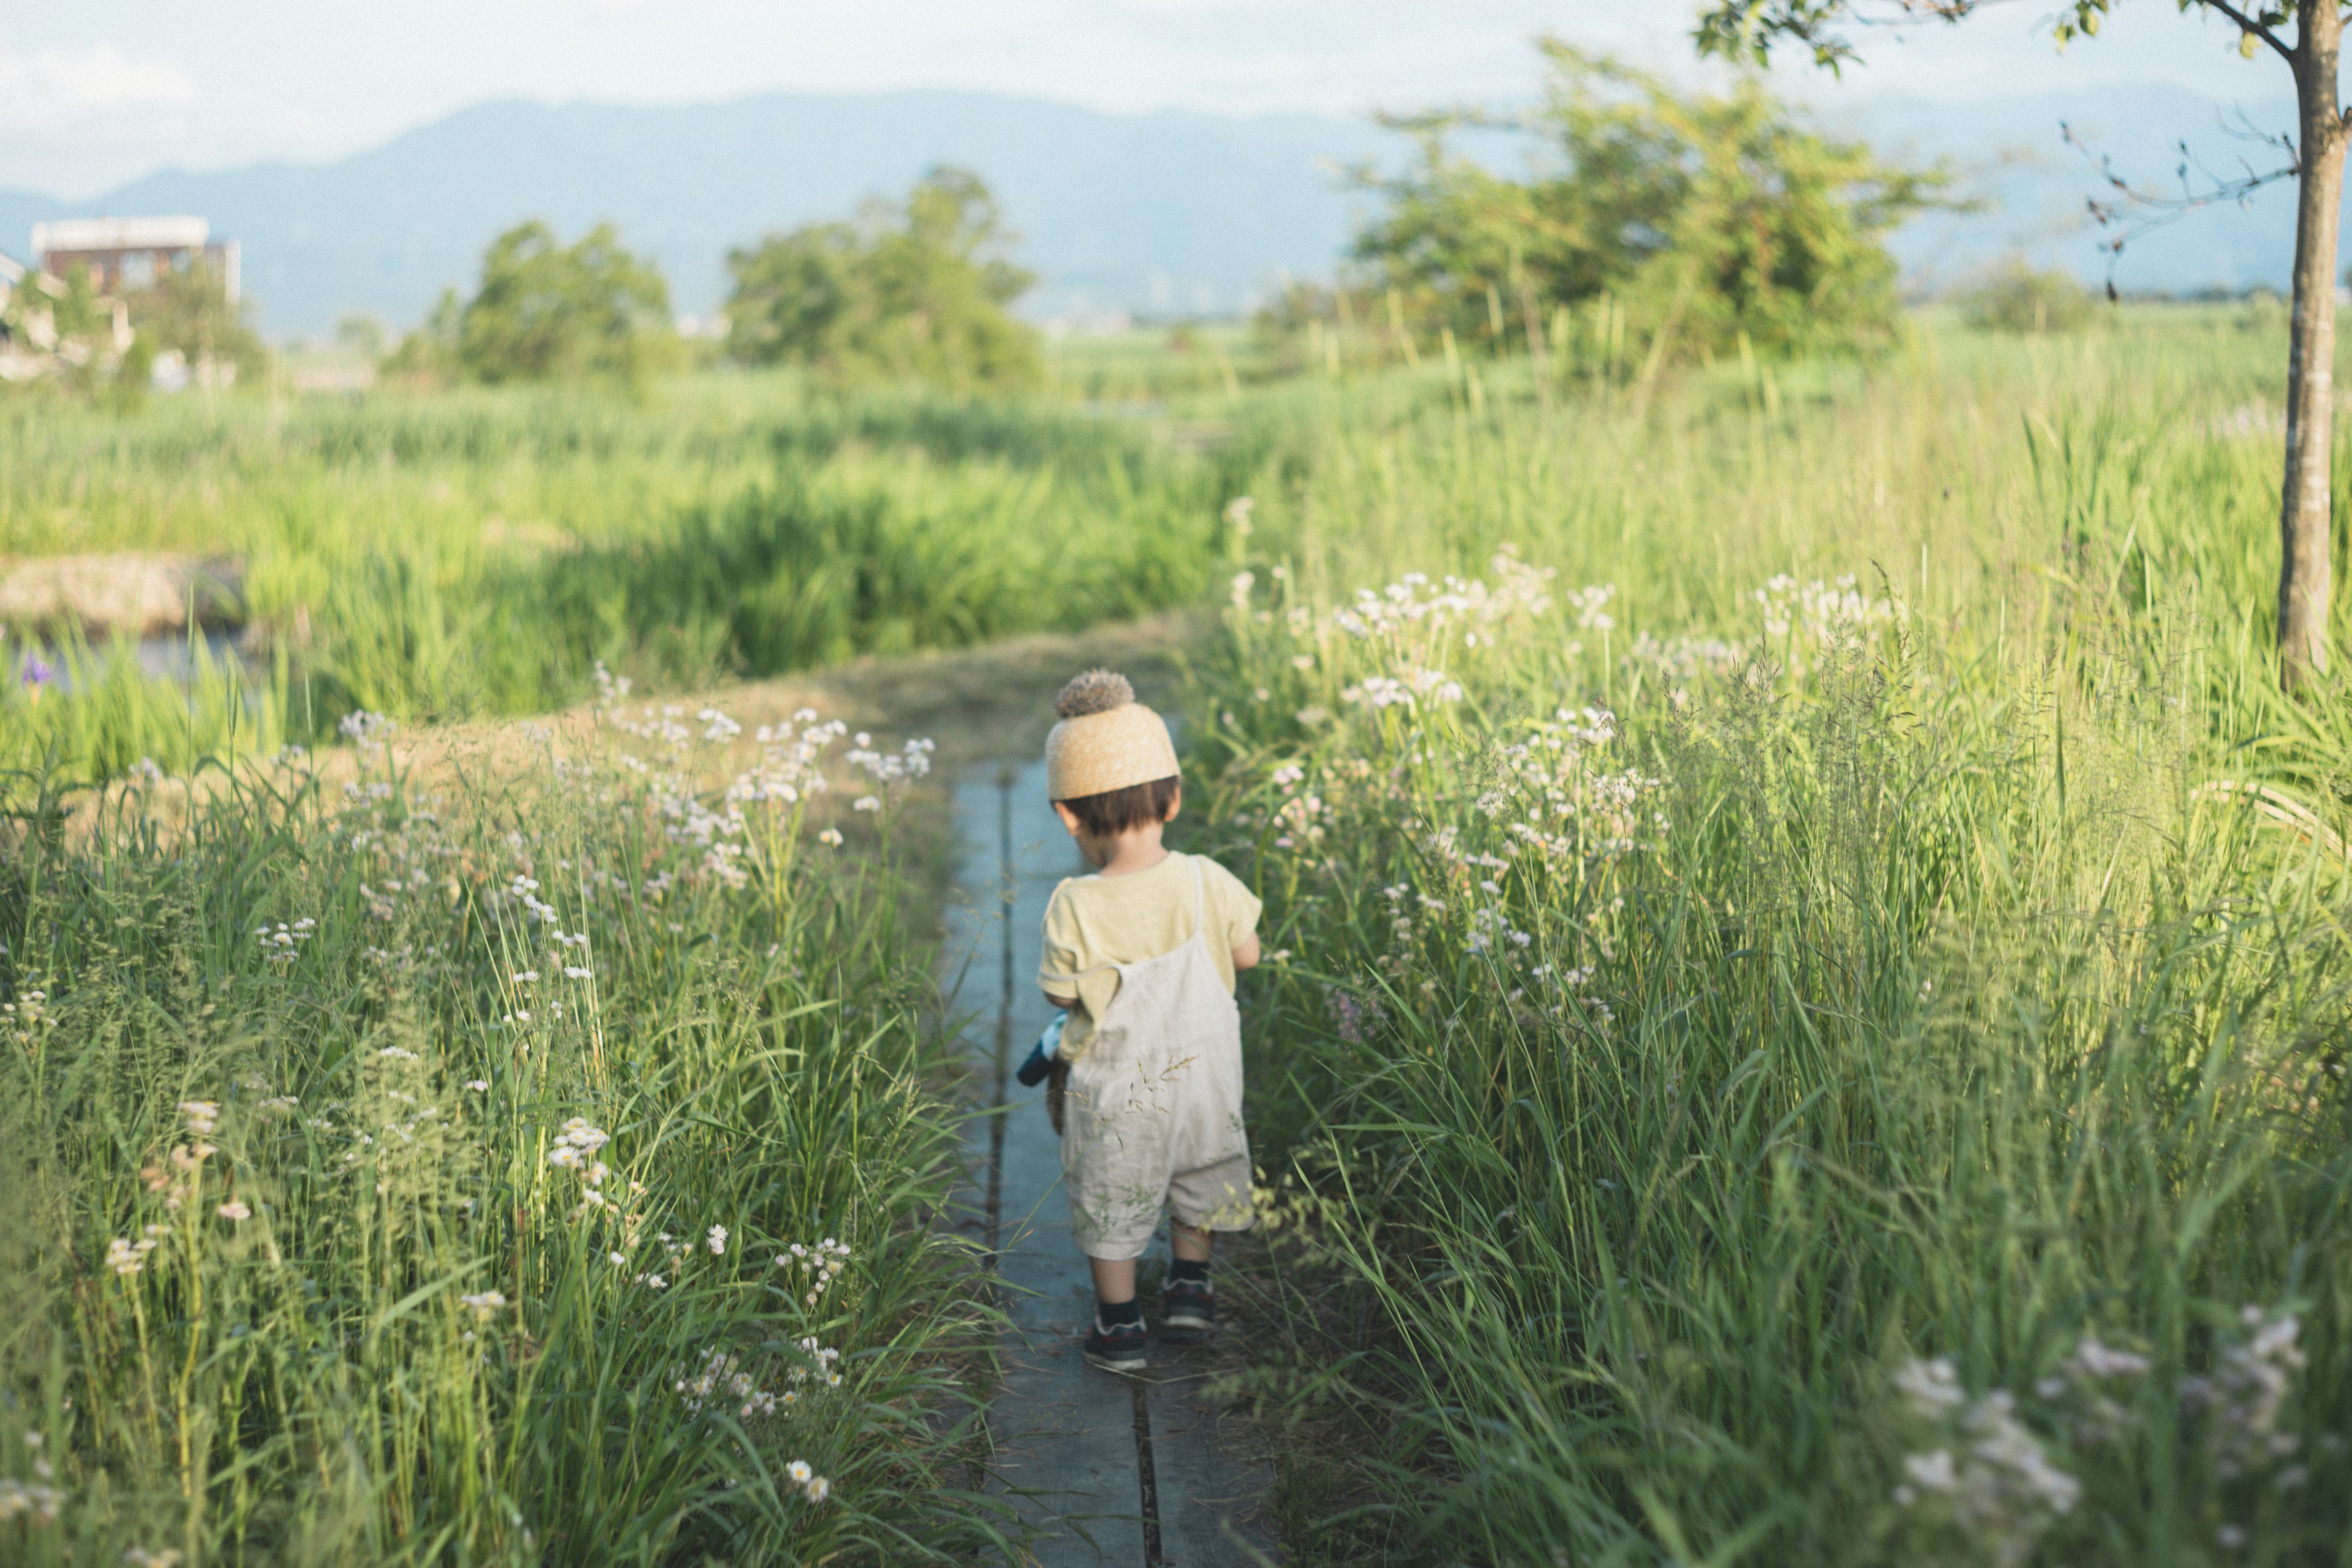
[32,216,239,303]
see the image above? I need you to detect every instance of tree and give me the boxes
[1697,0,2345,691]
[0,266,136,399]
[453,221,674,385]
[124,259,266,382]
[725,165,1041,391]
[1350,42,1945,364]
[335,312,389,360]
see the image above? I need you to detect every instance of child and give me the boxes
[1036,669,1261,1373]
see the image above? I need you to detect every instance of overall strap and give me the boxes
[1191,856,1208,930]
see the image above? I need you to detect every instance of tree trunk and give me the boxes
[2280,6,2345,692]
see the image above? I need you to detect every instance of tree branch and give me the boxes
[2193,0,2294,65]
[2062,110,2299,295]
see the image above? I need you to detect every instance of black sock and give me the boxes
[1098,1297,1142,1327]
[1169,1259,1210,1286]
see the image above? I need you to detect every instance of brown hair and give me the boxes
[1057,774,1181,837]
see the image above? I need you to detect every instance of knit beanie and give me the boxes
[1045,670,1180,801]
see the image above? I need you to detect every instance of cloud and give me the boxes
[0,39,196,134]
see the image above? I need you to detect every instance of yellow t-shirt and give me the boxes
[1038,850,1262,1064]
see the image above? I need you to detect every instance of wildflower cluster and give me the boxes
[784,1457,832,1505]
[105,1231,164,1277]
[4,987,54,1052]
[1626,629,1744,707]
[347,794,460,931]
[2185,1308,2311,1494]
[1318,551,1556,643]
[338,709,398,759]
[677,1346,781,1417]
[1891,1356,2081,1562]
[134,1099,224,1215]
[790,1335,845,1393]
[1889,1310,2322,1561]
[548,1117,613,1202]
[1488,706,1662,864]
[255,918,315,968]
[775,1237,852,1308]
[594,699,930,891]
[1754,572,1902,658]
[0,1457,62,1526]
[0,1487,62,1529]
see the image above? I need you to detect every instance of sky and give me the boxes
[0,0,2284,197]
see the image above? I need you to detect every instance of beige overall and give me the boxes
[1043,861,1254,1260]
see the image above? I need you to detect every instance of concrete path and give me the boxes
[946,760,1276,1567]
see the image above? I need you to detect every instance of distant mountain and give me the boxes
[0,91,1393,337]
[0,83,2320,339]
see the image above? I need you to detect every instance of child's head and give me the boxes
[1046,669,1181,859]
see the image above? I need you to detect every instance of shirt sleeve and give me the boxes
[1038,884,1082,1001]
[1208,859,1262,952]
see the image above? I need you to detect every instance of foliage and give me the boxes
[334,312,390,360]
[123,260,268,383]
[725,167,1041,392]
[1957,257,2101,333]
[1697,0,2277,70]
[0,703,1012,1564]
[415,220,677,386]
[382,287,464,385]
[1350,41,1945,363]
[0,269,136,399]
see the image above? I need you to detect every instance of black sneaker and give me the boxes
[1161,1276,1216,1334]
[1084,1313,1149,1373]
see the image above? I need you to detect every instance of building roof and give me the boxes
[32,216,210,256]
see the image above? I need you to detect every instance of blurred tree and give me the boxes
[125,259,267,382]
[1,267,137,401]
[382,288,463,384]
[1956,257,2099,334]
[335,312,390,359]
[725,166,1040,391]
[451,221,674,385]
[1351,42,1943,364]
[1695,0,2342,692]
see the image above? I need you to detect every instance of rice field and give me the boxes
[6,303,2351,1564]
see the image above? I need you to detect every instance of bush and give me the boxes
[1958,258,2099,333]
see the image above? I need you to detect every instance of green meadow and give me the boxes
[8,301,2352,1563]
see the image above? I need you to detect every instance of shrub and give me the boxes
[1958,258,2099,333]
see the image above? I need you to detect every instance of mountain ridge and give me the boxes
[0,83,2315,337]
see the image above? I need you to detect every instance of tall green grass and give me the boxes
[1188,311,2352,1562]
[0,701,1009,1565]
[0,374,1259,757]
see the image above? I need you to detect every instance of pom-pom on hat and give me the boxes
[1046,669,1180,802]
